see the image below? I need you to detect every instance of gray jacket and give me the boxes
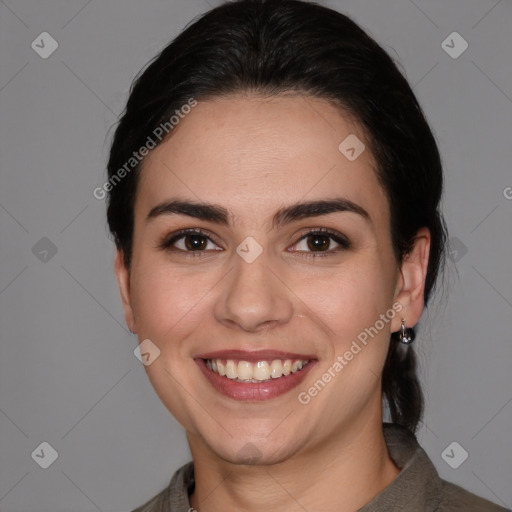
[131,423,509,511]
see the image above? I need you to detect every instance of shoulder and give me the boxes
[379,424,508,512]
[130,461,194,512]
[438,479,510,511]
[130,488,170,512]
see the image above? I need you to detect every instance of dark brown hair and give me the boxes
[106,0,448,432]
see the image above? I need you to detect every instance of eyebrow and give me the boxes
[147,198,371,229]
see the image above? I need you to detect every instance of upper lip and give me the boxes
[195,349,317,362]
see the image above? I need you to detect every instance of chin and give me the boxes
[203,434,304,467]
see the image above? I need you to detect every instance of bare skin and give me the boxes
[114,94,430,512]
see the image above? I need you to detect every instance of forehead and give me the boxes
[136,94,388,227]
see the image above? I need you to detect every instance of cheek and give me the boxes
[129,260,215,347]
[302,258,394,336]
[302,260,396,399]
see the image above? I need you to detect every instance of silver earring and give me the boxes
[398,319,413,344]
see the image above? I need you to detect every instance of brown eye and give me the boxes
[159,229,221,253]
[289,229,350,256]
[306,234,331,251]
[183,234,208,251]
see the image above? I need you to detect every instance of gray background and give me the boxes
[0,0,511,510]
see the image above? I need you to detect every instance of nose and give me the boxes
[214,252,294,333]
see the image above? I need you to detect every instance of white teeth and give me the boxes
[291,360,303,372]
[270,360,282,379]
[217,360,226,376]
[237,361,252,380]
[253,361,270,381]
[225,360,237,379]
[205,358,309,381]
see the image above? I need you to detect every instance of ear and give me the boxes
[392,227,431,332]
[114,248,136,334]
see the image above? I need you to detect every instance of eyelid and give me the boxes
[157,227,222,251]
[289,227,351,255]
[157,226,350,256]
[294,226,350,243]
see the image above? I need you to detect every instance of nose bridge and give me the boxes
[215,249,293,332]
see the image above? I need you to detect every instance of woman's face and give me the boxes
[115,94,424,465]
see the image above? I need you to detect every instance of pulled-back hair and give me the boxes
[106,0,448,432]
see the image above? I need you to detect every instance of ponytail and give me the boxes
[382,328,423,432]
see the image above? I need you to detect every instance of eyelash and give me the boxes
[289,227,351,258]
[158,227,350,259]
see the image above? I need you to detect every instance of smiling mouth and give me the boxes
[204,358,310,382]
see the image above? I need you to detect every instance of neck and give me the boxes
[188,408,400,512]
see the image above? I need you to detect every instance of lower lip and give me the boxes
[195,358,317,401]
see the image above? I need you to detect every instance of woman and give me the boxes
[106,0,507,510]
